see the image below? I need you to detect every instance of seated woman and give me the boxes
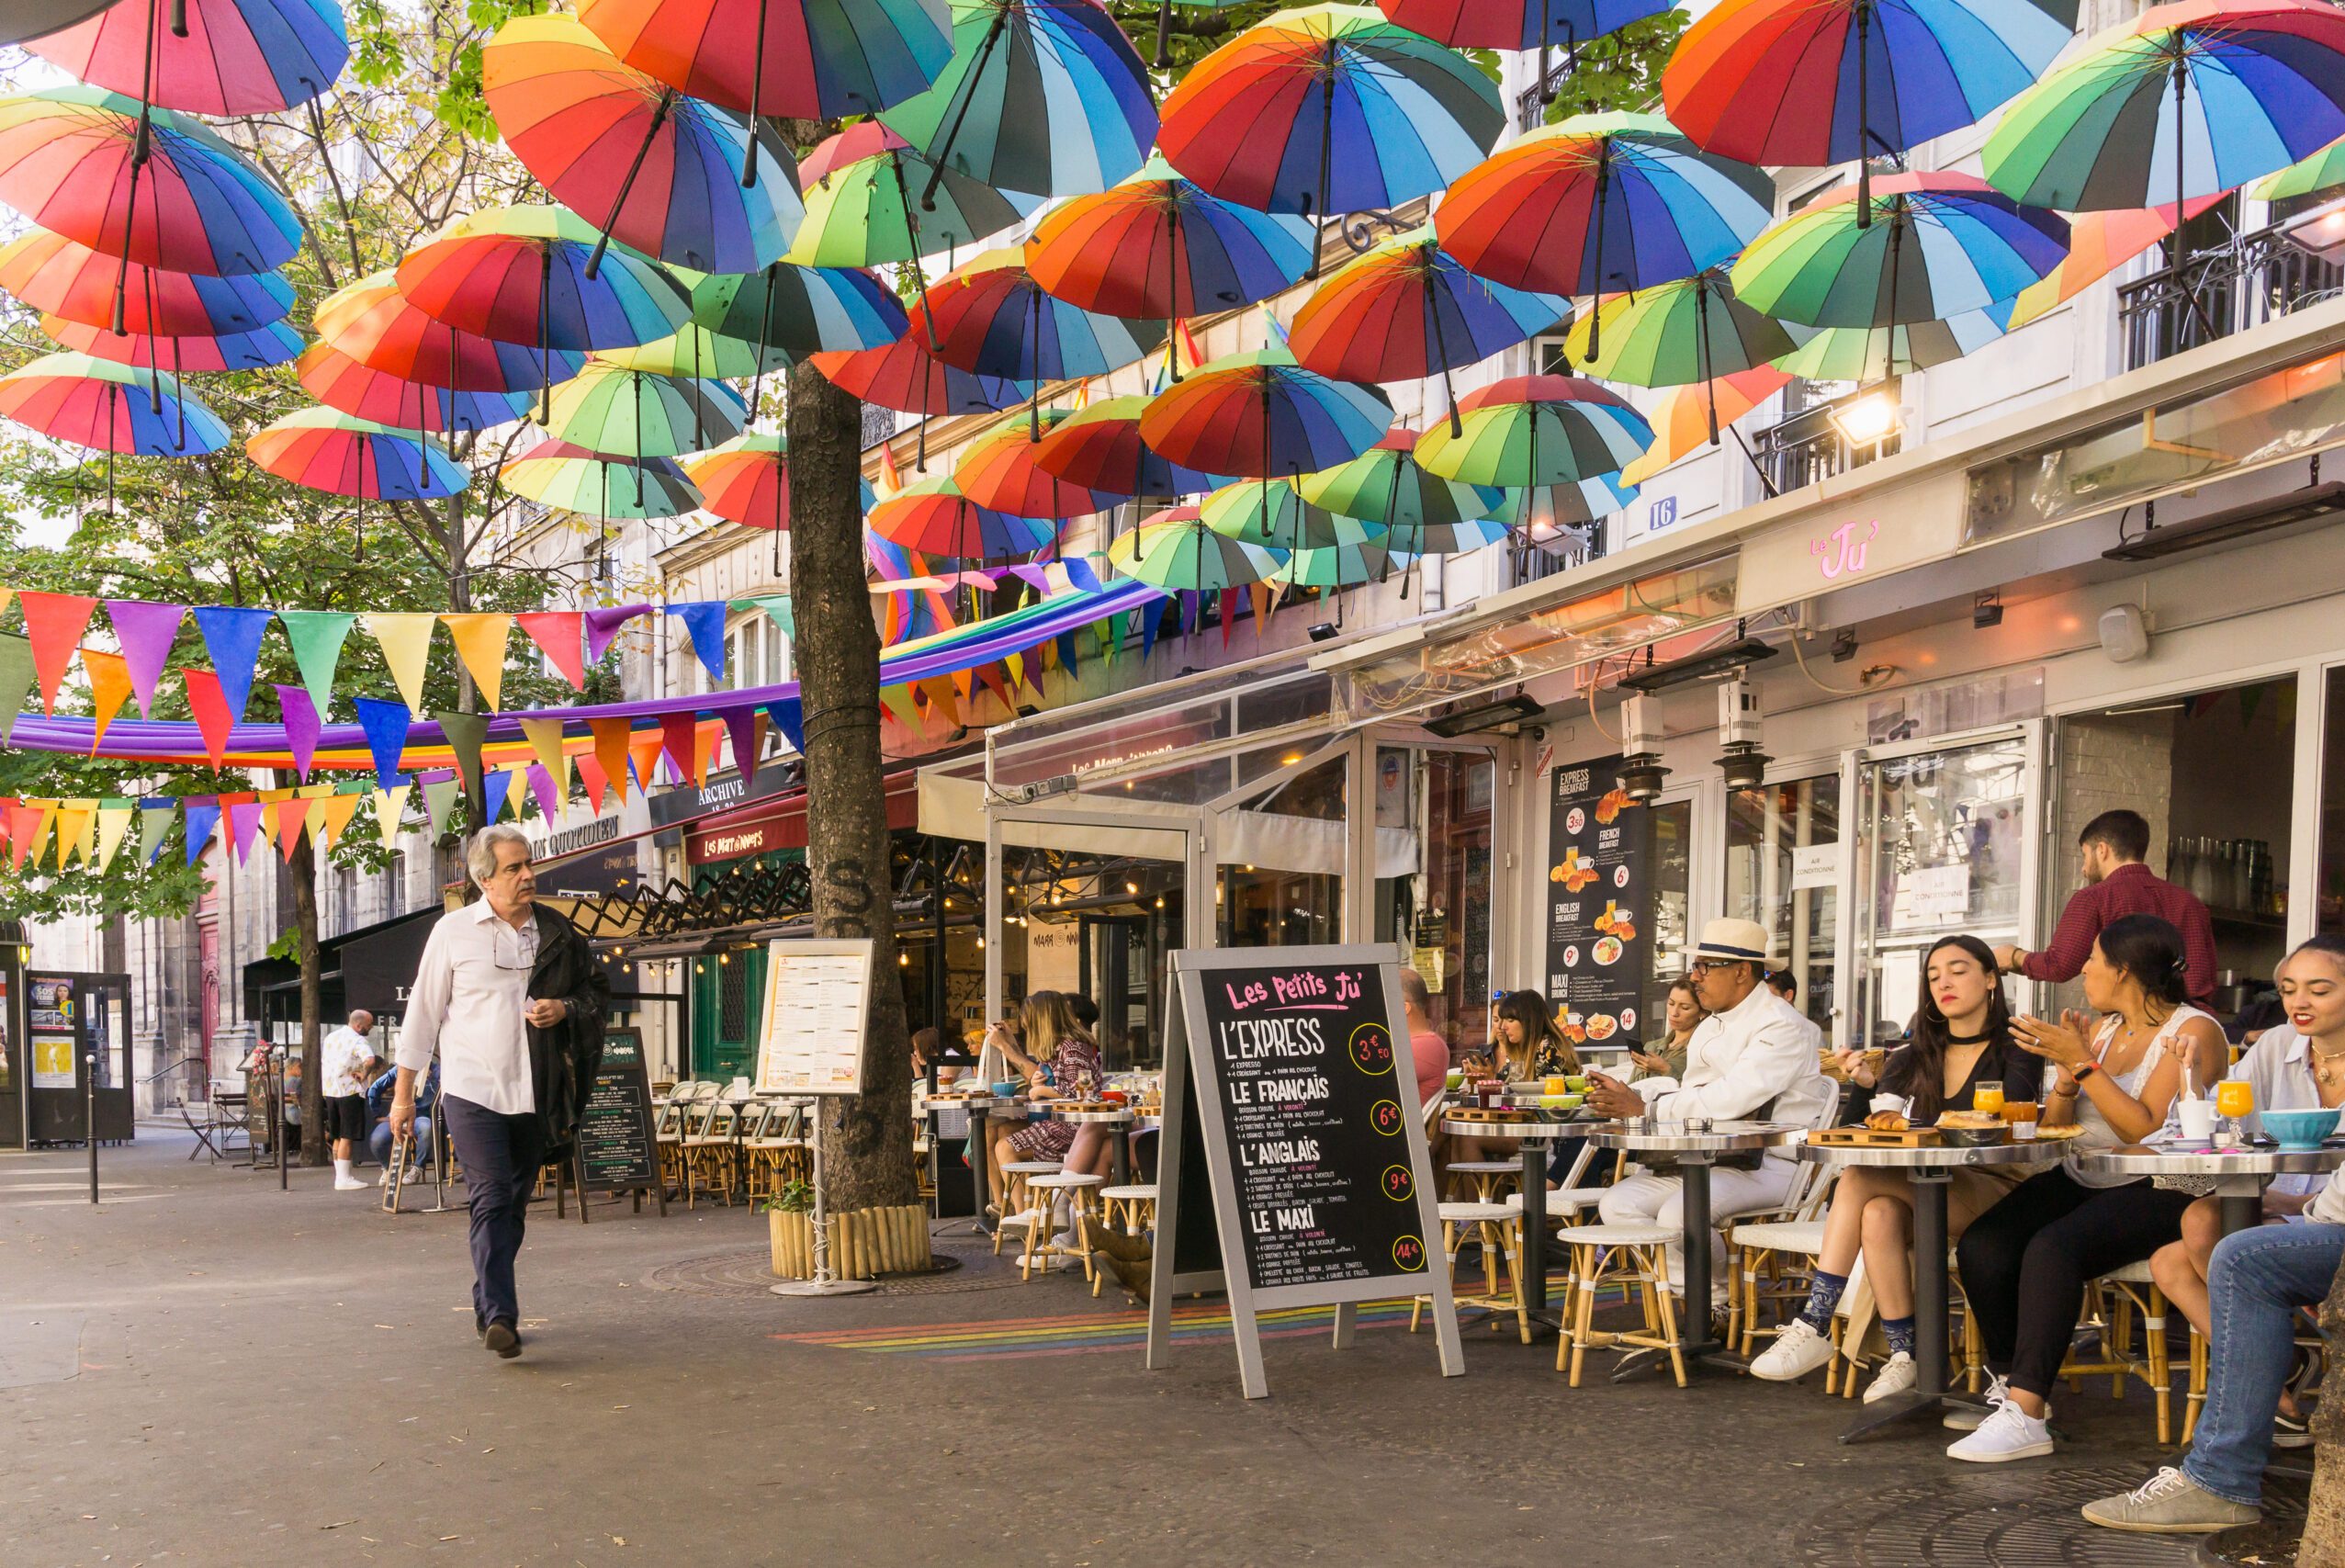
[1450,990,1579,1168]
[1750,936,2040,1396]
[1946,914,2226,1463]
[2145,934,2345,1448]
[1628,977,1704,1084]
[981,991,1108,1210]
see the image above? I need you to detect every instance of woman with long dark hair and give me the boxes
[1752,935,2044,1398]
[1494,989,1579,1081]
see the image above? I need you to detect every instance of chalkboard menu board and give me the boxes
[1543,754,1652,1045]
[572,1026,664,1218]
[1147,945,1460,1399]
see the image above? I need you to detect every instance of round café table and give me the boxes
[2073,1145,2345,1235]
[1586,1120,1802,1371]
[1051,1104,1138,1185]
[1441,1111,1599,1326]
[1798,1139,2059,1439]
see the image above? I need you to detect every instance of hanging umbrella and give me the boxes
[482,14,804,276]
[801,121,904,186]
[691,262,910,355]
[1024,153,1315,361]
[809,335,1031,415]
[1770,306,2011,381]
[0,85,301,276]
[296,344,536,436]
[1137,346,1392,482]
[1157,4,1504,253]
[917,249,1167,434]
[43,315,304,371]
[1031,395,1228,496]
[0,353,227,456]
[1619,366,1789,484]
[679,432,794,529]
[26,0,350,115]
[5,2,120,48]
[1288,226,1565,426]
[1731,172,2069,329]
[1106,506,1287,590]
[2007,197,2224,327]
[867,473,1061,557]
[0,229,295,334]
[247,407,470,499]
[1372,0,1667,51]
[1516,471,1641,529]
[1275,538,1411,587]
[575,0,953,124]
[1198,478,1388,549]
[1291,429,1509,554]
[501,438,705,518]
[877,0,1156,204]
[314,270,585,393]
[787,139,1038,267]
[954,410,1120,517]
[1665,0,2080,222]
[1985,0,2345,214]
[1414,374,1652,488]
[1563,268,1801,405]
[595,323,793,378]
[2253,135,2345,201]
[546,362,749,458]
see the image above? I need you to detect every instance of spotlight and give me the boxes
[1307,622,1339,642]
[1828,390,1905,446]
[1616,693,1673,804]
[1829,629,1858,663]
[1972,590,2003,630]
[1714,676,1771,791]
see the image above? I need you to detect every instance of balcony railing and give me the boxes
[1752,397,1900,495]
[2119,220,2345,371]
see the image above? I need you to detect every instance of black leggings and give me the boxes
[1954,1166,2194,1400]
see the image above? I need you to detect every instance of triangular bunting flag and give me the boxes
[1222,587,1242,648]
[6,800,46,871]
[632,725,671,792]
[519,716,569,795]
[525,762,560,823]
[183,799,220,866]
[480,766,513,826]
[877,684,921,730]
[141,800,175,863]
[419,773,459,835]
[588,718,632,803]
[437,710,490,811]
[353,696,412,786]
[191,605,273,722]
[668,601,727,685]
[52,802,91,869]
[575,750,613,812]
[276,684,321,781]
[107,601,186,718]
[1251,581,1273,635]
[181,668,234,769]
[691,718,719,787]
[658,712,697,786]
[441,613,513,712]
[314,792,363,852]
[363,613,437,712]
[516,611,587,691]
[228,799,264,863]
[17,592,97,715]
[765,700,803,753]
[372,784,411,848]
[0,634,32,742]
[920,678,962,728]
[719,706,759,788]
[585,604,649,663]
[275,798,313,861]
[276,608,357,718]
[81,648,133,752]
[742,594,794,641]
[94,802,132,872]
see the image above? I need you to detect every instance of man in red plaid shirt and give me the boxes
[1994,808,2216,1006]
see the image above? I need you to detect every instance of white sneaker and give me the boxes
[1947,1398,2054,1463]
[378,1168,392,1188]
[1944,1372,2011,1430]
[334,1176,367,1191]
[1864,1351,1917,1404]
[1750,1317,1834,1382]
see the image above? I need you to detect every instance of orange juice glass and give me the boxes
[2215,1080,2254,1121]
[1971,1083,2005,1116]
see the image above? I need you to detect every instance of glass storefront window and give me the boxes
[1221,756,1345,949]
[1374,748,1494,1065]
[1646,797,1694,1027]
[1726,775,1842,1033]
[2325,668,2345,940]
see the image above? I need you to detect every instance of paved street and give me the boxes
[0,1133,2283,1567]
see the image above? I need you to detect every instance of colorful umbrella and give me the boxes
[878,0,1156,203]
[809,335,1031,417]
[42,315,304,372]
[1024,153,1315,359]
[691,262,911,356]
[917,249,1167,431]
[1516,471,1640,529]
[1157,5,1504,244]
[0,228,294,335]
[0,85,301,276]
[246,407,471,501]
[953,411,1121,517]
[296,343,535,435]
[1770,307,2011,381]
[788,140,1038,268]
[2005,197,2223,327]
[1562,268,1801,400]
[0,352,228,456]
[2252,136,2345,201]
[1665,0,2080,220]
[575,0,953,124]
[1200,478,1388,550]
[1984,0,2345,213]
[1414,374,1652,488]
[25,0,350,115]
[1619,366,1789,484]
[595,323,793,379]
[1372,0,1669,51]
[1106,506,1287,591]
[1137,346,1393,482]
[481,14,805,276]
[5,2,121,48]
[801,121,904,186]
[1730,172,2069,329]
[1291,429,1509,554]
[1275,538,1411,588]
[1031,394,1228,496]
[546,362,749,458]
[679,432,794,529]
[314,270,586,393]
[500,439,705,519]
[867,473,1062,558]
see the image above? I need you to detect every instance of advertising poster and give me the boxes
[1544,757,1652,1047]
[29,976,74,1090]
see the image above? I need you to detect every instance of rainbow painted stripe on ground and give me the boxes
[773,1300,1423,1360]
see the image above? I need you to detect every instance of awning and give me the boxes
[689,768,921,864]
[239,904,441,1023]
[917,771,1197,861]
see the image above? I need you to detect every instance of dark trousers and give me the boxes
[1954,1165,2195,1399]
[439,1094,546,1329]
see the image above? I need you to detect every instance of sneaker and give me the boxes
[1864,1351,1918,1404]
[2275,1407,2313,1450]
[482,1320,522,1359]
[333,1175,367,1191]
[1943,1372,2011,1430]
[1750,1318,1835,1382]
[2080,1467,2260,1534]
[378,1169,392,1188]
[1946,1399,2053,1463]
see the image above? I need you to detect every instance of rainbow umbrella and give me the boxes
[1274,538,1411,588]
[0,229,294,335]
[314,270,586,393]
[867,473,1061,558]
[878,0,1156,204]
[1137,346,1392,482]
[247,407,470,500]
[1665,0,2080,221]
[1771,306,2011,381]
[43,315,304,372]
[1031,394,1228,496]
[501,439,705,519]
[546,362,749,458]
[1157,4,1503,258]
[809,333,1029,466]
[1620,367,1788,484]
[0,353,227,457]
[1289,226,1564,427]
[5,2,120,48]
[917,249,1166,434]
[2007,198,2223,327]
[25,0,349,115]
[1372,0,1668,51]
[482,14,804,276]
[801,121,903,185]
[575,0,953,124]
[296,344,535,435]
[1198,478,1387,549]
[1731,173,2069,329]
[595,323,793,379]
[679,432,794,529]
[1985,0,2345,214]
[1562,269,1801,410]
[953,411,1120,517]
[788,139,1038,268]
[1516,472,1640,530]
[1107,506,1287,590]
[1414,374,1651,488]
[691,263,910,356]
[1291,429,1508,554]
[2253,135,2345,200]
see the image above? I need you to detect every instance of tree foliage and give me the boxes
[1541,10,1690,123]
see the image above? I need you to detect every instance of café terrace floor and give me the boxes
[0,1131,2294,1567]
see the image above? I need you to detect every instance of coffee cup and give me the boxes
[2178,1098,2217,1143]
[2001,1100,2040,1140]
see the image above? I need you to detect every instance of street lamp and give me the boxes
[1828,390,1906,447]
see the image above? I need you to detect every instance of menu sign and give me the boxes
[754,940,874,1096]
[1544,755,1651,1046]
[1147,944,1461,1399]
[571,1027,664,1217]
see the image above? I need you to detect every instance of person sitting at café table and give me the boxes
[1451,990,1580,1168]
[1751,935,2043,1396]
[981,991,1109,1211]
[1628,977,1705,1084]
[1585,919,1836,1316]
[1945,913,2225,1462]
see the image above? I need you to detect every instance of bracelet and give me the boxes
[2073,1061,2100,1083]
[2050,1082,2079,1098]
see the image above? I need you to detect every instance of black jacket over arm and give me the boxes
[525,904,611,1150]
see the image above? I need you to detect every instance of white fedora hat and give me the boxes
[1683,917,1778,964]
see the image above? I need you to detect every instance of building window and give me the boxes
[718,952,750,1040]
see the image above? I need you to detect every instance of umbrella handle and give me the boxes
[922,12,1010,212]
[885,154,945,355]
[538,248,554,424]
[1584,148,1610,363]
[588,88,676,283]
[171,0,186,36]
[744,0,771,190]
[1155,0,1175,71]
[1855,3,1872,230]
[1306,66,1336,281]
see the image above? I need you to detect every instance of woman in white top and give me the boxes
[1945,914,2226,1463]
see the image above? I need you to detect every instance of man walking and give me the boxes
[321,1010,378,1191]
[1994,808,2216,1006]
[389,824,608,1359]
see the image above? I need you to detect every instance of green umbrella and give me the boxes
[2251,134,2345,202]
[1562,268,1804,389]
[546,362,748,457]
[499,440,703,519]
[1414,376,1652,490]
[596,324,792,379]
[1275,539,1414,589]
[1771,309,2010,383]
[1291,430,1510,555]
[1106,505,1287,591]
[1199,478,1388,552]
[786,146,1036,268]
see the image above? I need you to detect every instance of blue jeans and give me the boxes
[2182,1223,2345,1506]
[368,1116,434,1169]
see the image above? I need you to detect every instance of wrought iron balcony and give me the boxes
[2119,220,2345,371]
[1752,394,1900,495]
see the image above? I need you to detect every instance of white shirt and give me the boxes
[396,901,539,1117]
[321,1025,377,1099]
[1638,984,1835,1159]
[2226,1024,2333,1201]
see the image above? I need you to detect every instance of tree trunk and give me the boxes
[786,362,919,1214]
[2302,1256,2345,1563]
[287,825,327,1166]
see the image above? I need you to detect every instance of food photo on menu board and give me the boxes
[1544,756,1652,1048]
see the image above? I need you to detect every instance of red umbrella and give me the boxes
[312,270,585,394]
[25,0,350,115]
[0,228,293,335]
[953,411,1119,518]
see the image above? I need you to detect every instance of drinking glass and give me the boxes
[1971,1083,2005,1116]
[2215,1079,2253,1143]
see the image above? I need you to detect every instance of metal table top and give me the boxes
[2074,1144,2345,1177]
[1440,1115,1597,1142]
[1049,1106,1136,1124]
[1585,1121,1800,1154]
[1800,1140,2063,1170]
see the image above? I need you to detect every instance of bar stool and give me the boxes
[1098,1182,1157,1236]
[1444,1160,1521,1202]
[994,1159,1063,1258]
[1552,1218,1686,1388]
[1412,1200,1529,1345]
[1020,1171,1107,1281]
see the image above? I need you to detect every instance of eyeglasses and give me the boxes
[490,922,537,972]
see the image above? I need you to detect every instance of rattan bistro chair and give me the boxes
[682,1094,740,1208]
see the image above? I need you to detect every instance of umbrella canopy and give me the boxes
[0,352,228,455]
[482,14,805,275]
[1414,374,1652,487]
[2253,135,2345,200]
[1289,226,1566,392]
[953,410,1121,517]
[1275,538,1411,588]
[314,270,586,392]
[1731,172,2069,329]
[1138,346,1393,481]
[575,0,953,122]
[1516,470,1641,527]
[801,121,906,186]
[42,315,304,371]
[395,206,694,352]
[2006,197,2222,327]
[1436,111,1776,304]
[1771,306,2010,380]
[500,439,705,518]
[0,85,301,276]
[5,1,120,48]
[545,362,750,457]
[1984,0,2345,212]
[246,407,471,500]
[808,335,1031,414]
[1291,429,1508,553]
[877,0,1156,201]
[1106,507,1287,590]
[1200,478,1388,549]
[595,323,793,378]
[1024,153,1316,333]
[0,228,295,335]
[1158,4,1505,222]
[25,0,350,115]
[296,343,536,435]
[1372,0,1669,51]
[1619,366,1789,484]
[691,262,910,355]
[918,249,1167,382]
[788,143,1038,268]
[1031,394,1228,495]
[1562,267,1801,388]
[678,432,794,529]
[867,473,1062,558]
